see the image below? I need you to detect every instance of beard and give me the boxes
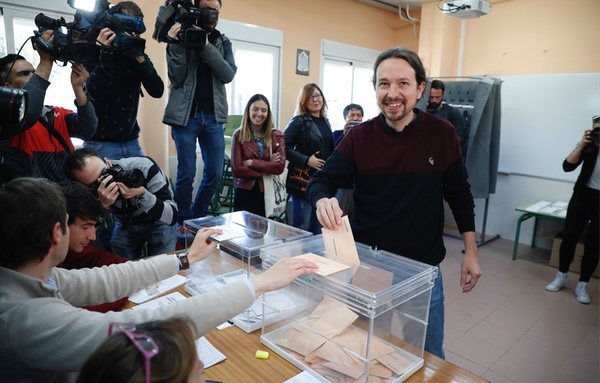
[427,101,441,111]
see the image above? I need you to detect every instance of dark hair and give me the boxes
[343,103,364,119]
[64,148,101,180]
[0,54,26,84]
[60,181,105,225]
[77,317,199,383]
[239,94,275,147]
[295,83,328,117]
[372,47,427,88]
[0,178,67,269]
[116,1,144,17]
[430,79,446,93]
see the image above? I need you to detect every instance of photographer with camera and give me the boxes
[64,148,177,260]
[84,1,164,159]
[0,30,97,183]
[158,0,236,233]
[545,116,600,304]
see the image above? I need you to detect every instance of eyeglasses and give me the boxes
[109,323,160,383]
[309,94,322,100]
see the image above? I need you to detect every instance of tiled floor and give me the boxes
[439,235,599,383]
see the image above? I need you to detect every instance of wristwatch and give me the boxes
[177,253,190,271]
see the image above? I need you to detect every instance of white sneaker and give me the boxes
[575,281,591,304]
[545,272,568,292]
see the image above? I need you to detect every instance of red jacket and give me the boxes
[59,246,129,312]
[231,129,286,191]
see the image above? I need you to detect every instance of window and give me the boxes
[321,40,379,132]
[220,20,282,126]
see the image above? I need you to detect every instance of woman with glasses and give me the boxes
[284,83,334,234]
[77,317,204,383]
[231,94,286,217]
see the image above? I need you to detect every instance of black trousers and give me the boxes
[234,181,266,217]
[559,186,599,282]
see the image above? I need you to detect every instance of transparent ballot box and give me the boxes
[186,268,311,333]
[183,211,312,267]
[259,235,437,382]
[183,211,312,333]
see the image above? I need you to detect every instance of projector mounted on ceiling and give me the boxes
[442,0,491,19]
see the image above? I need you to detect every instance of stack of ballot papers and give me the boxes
[128,274,187,304]
[272,297,415,382]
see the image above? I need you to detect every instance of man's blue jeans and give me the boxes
[111,219,176,260]
[291,194,321,234]
[425,268,445,359]
[171,111,224,221]
[83,138,144,159]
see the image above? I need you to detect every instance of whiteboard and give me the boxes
[498,72,600,182]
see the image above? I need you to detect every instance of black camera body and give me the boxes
[103,164,144,188]
[32,13,98,66]
[90,164,144,196]
[91,8,147,57]
[154,0,219,48]
[178,6,218,48]
[0,87,27,139]
[591,128,600,145]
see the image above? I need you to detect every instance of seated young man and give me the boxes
[59,181,129,312]
[0,177,318,382]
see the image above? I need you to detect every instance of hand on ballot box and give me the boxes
[315,197,343,230]
[187,227,223,264]
[250,257,319,297]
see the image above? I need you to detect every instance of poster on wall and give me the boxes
[296,49,310,76]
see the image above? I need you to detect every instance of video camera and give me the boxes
[154,0,219,48]
[89,164,144,197]
[32,12,97,66]
[32,0,147,65]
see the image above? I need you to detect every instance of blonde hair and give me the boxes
[239,94,275,147]
[294,83,328,118]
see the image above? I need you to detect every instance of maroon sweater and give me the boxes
[59,246,129,312]
[308,110,475,265]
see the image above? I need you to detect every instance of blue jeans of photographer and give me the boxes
[171,111,224,222]
[83,138,144,160]
[111,219,176,260]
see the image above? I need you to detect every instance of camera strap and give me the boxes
[39,109,73,154]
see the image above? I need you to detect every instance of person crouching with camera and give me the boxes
[64,148,177,260]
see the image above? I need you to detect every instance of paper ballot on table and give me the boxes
[128,274,187,304]
[321,215,360,266]
[295,253,351,276]
[209,224,246,242]
[130,291,186,311]
[283,371,323,383]
[196,336,226,368]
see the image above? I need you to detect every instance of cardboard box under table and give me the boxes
[259,235,437,383]
[183,211,312,333]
